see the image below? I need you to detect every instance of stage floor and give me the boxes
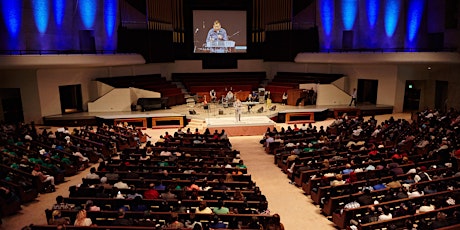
[43,102,393,126]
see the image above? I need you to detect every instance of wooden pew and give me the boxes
[332,189,459,229]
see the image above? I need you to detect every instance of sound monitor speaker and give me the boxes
[219,109,224,115]
[342,30,354,49]
[189,110,197,115]
[269,105,276,111]
[428,32,444,51]
[79,30,96,53]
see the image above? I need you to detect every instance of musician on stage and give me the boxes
[226,90,234,103]
[210,89,217,103]
[234,99,243,122]
[206,20,228,53]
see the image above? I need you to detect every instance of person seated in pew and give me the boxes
[160,186,177,200]
[386,175,402,189]
[357,189,374,206]
[52,195,73,210]
[111,208,133,226]
[213,199,230,214]
[209,214,227,229]
[31,164,55,187]
[185,214,203,230]
[236,160,247,169]
[195,201,213,214]
[417,199,435,213]
[84,200,100,212]
[126,186,143,200]
[330,174,346,187]
[265,213,285,230]
[377,207,393,222]
[85,167,100,179]
[407,185,424,198]
[144,183,159,199]
[49,210,70,225]
[74,209,93,227]
[431,212,450,229]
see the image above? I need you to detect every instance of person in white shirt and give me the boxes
[417,200,435,213]
[85,168,100,180]
[210,89,217,102]
[378,208,392,221]
[234,99,242,122]
[407,187,424,198]
[282,92,288,105]
[114,181,129,189]
[349,88,357,106]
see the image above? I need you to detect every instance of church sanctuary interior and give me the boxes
[1,0,460,229]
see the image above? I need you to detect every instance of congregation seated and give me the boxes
[268,108,460,229]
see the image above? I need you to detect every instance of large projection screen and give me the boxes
[193,10,247,53]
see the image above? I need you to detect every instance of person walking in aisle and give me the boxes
[349,88,357,106]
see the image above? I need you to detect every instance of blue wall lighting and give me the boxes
[32,0,50,34]
[407,0,425,45]
[384,0,401,37]
[366,0,379,29]
[1,0,22,39]
[341,0,357,30]
[54,0,65,27]
[79,0,97,29]
[104,0,117,38]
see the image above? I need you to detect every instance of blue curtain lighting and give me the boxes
[407,0,425,45]
[384,0,401,37]
[366,0,379,29]
[104,0,117,38]
[320,0,334,36]
[79,0,97,29]
[320,0,334,49]
[1,0,21,38]
[341,0,358,30]
[32,0,50,34]
[53,0,65,27]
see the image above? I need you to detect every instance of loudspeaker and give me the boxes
[79,30,96,53]
[189,110,197,115]
[428,32,444,51]
[257,107,264,113]
[269,105,276,111]
[219,109,224,115]
[203,105,209,110]
[342,30,354,49]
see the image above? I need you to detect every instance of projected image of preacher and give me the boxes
[207,20,228,42]
[206,20,228,53]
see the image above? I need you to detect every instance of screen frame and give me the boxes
[192,10,247,54]
[184,0,253,60]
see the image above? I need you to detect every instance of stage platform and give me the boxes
[42,102,394,133]
[205,116,276,136]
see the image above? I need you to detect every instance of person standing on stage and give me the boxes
[234,99,242,122]
[349,88,357,106]
[210,89,217,103]
[282,92,288,105]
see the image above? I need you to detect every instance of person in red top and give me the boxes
[293,124,300,132]
[143,183,159,199]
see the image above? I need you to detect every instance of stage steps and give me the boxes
[185,118,207,133]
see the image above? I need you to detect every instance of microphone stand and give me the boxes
[193,28,199,52]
